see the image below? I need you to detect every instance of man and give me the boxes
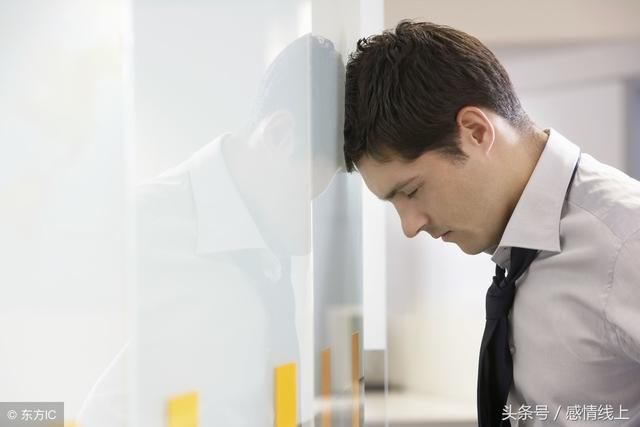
[343,21,640,426]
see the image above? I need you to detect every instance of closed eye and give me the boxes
[407,187,420,199]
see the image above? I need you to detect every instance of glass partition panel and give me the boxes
[128,0,365,426]
[2,1,380,425]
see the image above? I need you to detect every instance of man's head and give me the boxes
[225,34,345,255]
[344,21,540,254]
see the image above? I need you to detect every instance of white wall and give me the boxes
[495,41,640,171]
[385,0,640,45]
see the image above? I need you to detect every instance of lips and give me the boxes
[432,231,450,239]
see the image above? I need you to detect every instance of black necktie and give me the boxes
[477,247,539,427]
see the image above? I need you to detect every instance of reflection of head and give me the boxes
[226,34,345,256]
[248,34,346,193]
[343,20,533,172]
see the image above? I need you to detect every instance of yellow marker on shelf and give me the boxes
[321,347,332,427]
[167,391,198,427]
[274,362,297,427]
[351,331,360,427]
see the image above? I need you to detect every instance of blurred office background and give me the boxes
[1,0,639,426]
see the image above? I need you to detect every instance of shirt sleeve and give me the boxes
[606,230,640,363]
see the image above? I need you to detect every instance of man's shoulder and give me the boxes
[135,137,225,219]
[567,153,640,241]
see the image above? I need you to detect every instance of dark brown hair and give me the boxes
[343,20,532,172]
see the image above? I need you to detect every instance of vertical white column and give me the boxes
[359,0,386,354]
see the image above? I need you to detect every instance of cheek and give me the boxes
[444,175,490,224]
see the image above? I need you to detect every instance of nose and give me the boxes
[393,200,429,238]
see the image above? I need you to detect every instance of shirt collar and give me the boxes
[188,134,270,255]
[489,128,581,267]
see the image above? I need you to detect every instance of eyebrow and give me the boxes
[381,176,419,201]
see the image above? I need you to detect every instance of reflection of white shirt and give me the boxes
[78,135,299,427]
[490,129,640,426]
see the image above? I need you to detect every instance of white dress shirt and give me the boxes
[490,129,640,426]
[78,134,299,426]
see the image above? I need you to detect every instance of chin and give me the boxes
[459,246,481,255]
[456,240,485,255]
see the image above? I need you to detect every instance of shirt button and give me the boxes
[510,346,516,354]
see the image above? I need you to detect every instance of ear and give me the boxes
[253,110,295,158]
[455,106,495,155]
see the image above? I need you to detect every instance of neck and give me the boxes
[503,126,549,218]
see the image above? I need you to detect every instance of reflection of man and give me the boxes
[344,21,640,426]
[78,34,344,426]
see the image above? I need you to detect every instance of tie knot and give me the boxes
[485,275,515,320]
[484,247,538,321]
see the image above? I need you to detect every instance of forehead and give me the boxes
[356,154,419,198]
